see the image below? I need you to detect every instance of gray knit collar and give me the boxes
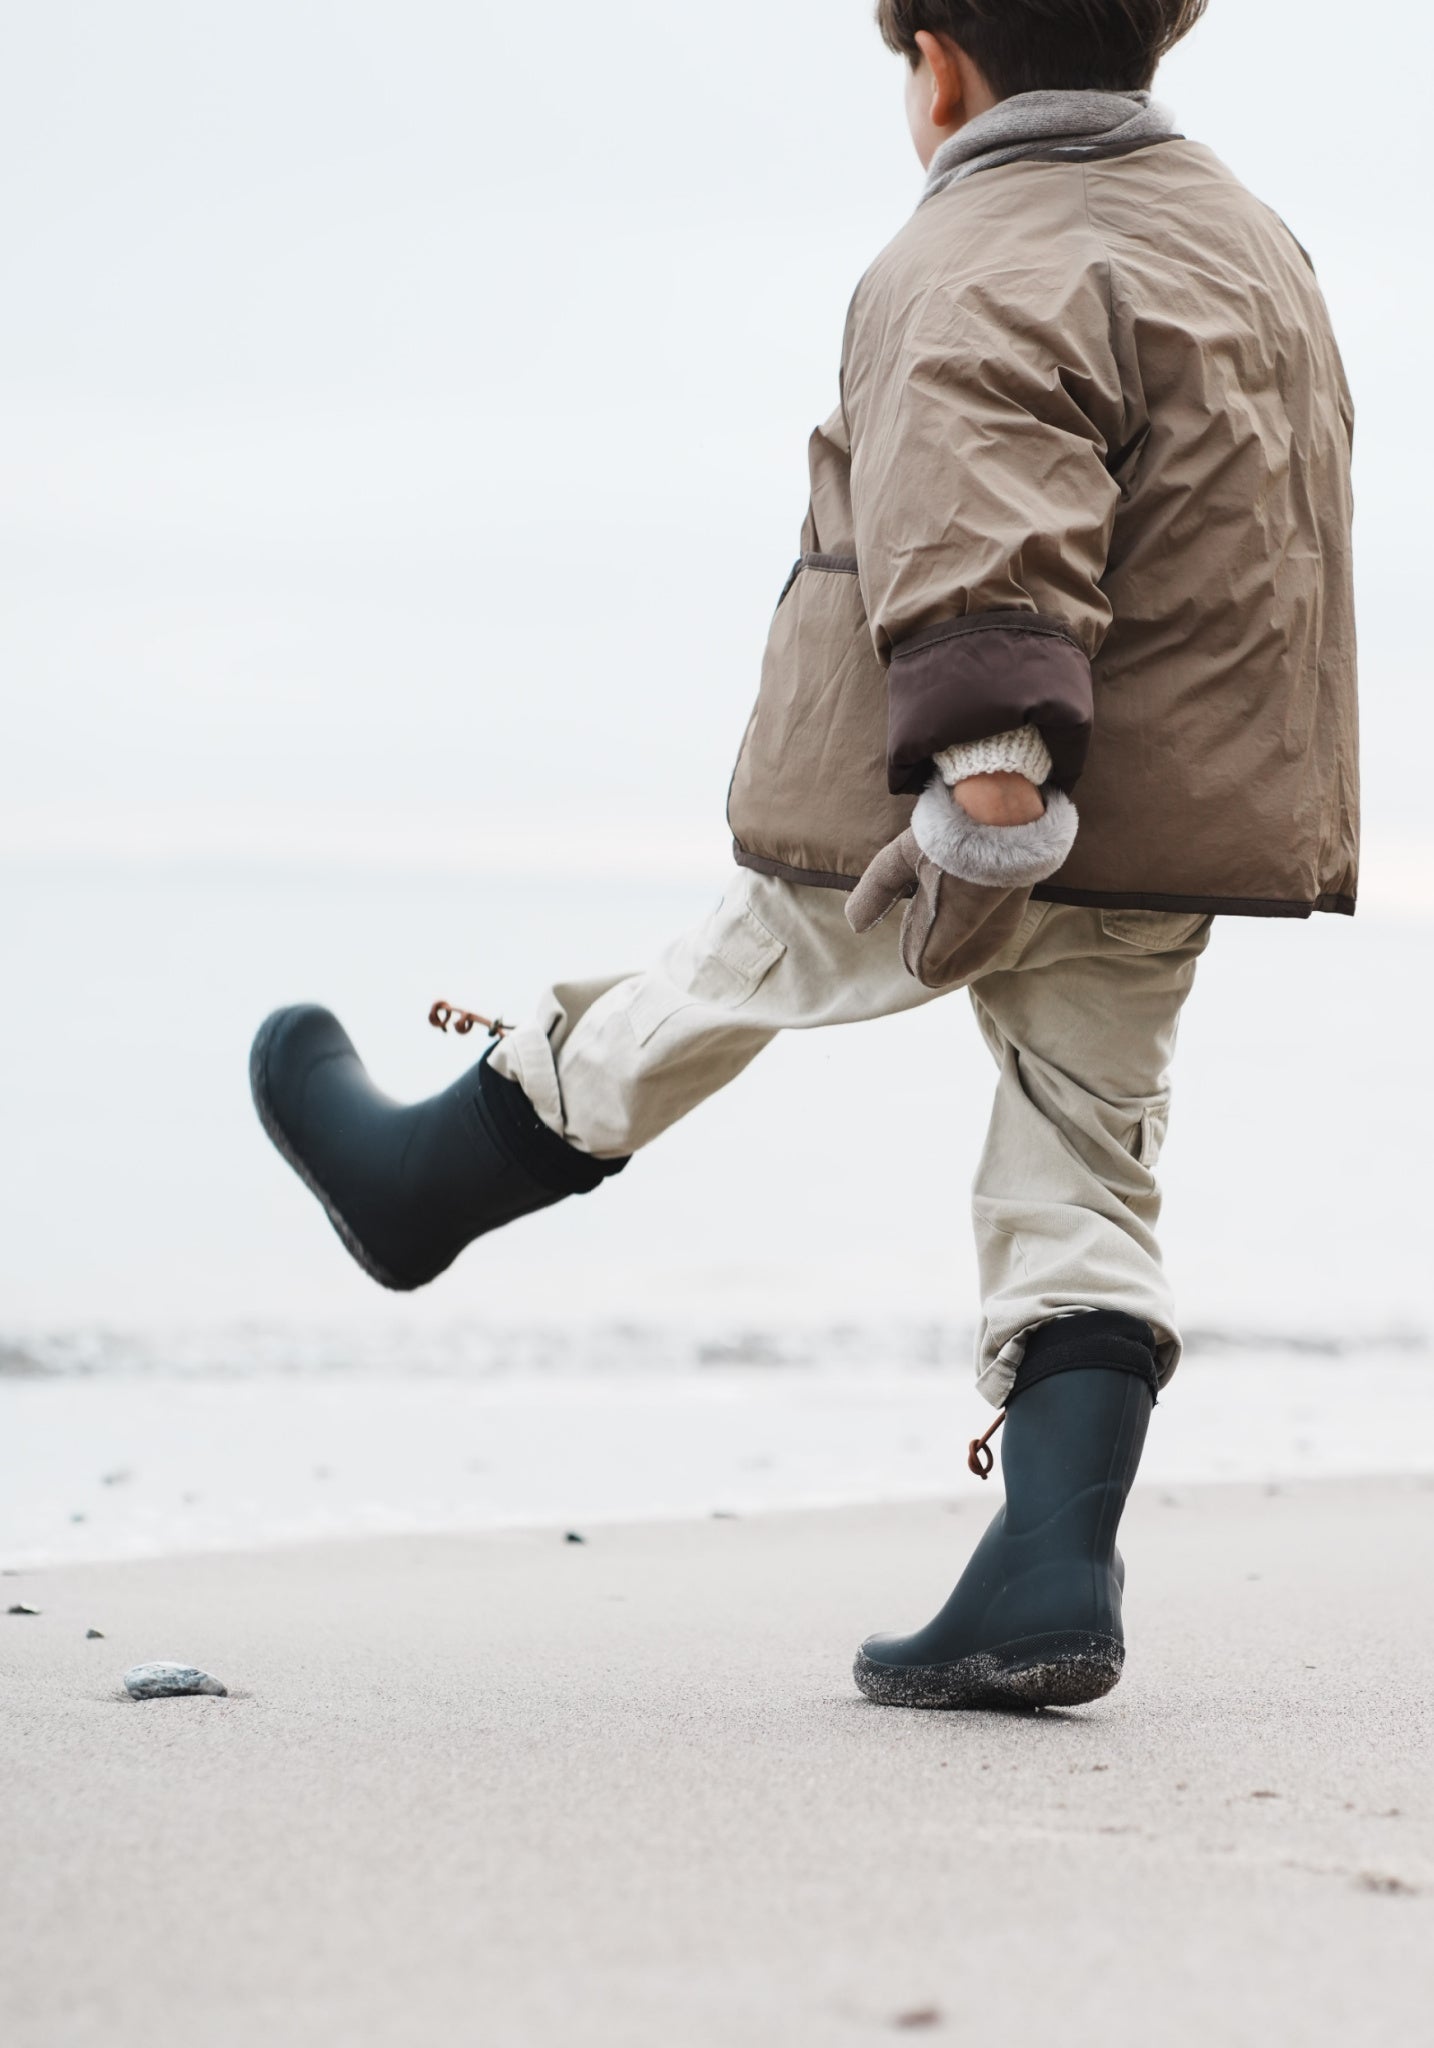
[922,89,1176,201]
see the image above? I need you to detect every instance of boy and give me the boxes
[250,1,1356,1710]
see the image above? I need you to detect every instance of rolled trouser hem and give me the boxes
[489,1026,569,1145]
[977,1309,1182,1408]
[490,1023,641,1161]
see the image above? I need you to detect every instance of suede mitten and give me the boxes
[845,774,1078,989]
[845,827,1030,987]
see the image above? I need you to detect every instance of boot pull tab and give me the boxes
[968,1409,1006,1481]
[429,1001,512,1040]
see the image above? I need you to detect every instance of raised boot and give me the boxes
[854,1311,1159,1710]
[250,1005,627,1291]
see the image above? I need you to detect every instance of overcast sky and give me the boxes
[3,0,1429,894]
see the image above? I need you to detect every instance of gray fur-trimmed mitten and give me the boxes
[845,773,1078,989]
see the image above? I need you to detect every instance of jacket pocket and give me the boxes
[728,554,912,881]
[1099,909,1212,953]
[773,551,858,614]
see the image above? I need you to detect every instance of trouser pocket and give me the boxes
[1134,1095,1171,1167]
[624,895,787,1047]
[1099,909,1212,953]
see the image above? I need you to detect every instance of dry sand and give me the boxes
[3,1478,1432,2047]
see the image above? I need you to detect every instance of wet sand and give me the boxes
[3,1478,1432,2046]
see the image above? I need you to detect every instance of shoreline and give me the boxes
[5,1351,1434,1574]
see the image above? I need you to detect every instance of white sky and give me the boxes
[2,0,1430,892]
[2,4,1431,1339]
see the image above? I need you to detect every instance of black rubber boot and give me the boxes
[250,1005,627,1291]
[854,1311,1159,1710]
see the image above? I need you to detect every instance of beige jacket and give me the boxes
[727,138,1358,918]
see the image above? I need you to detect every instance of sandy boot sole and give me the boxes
[853,1629,1124,1711]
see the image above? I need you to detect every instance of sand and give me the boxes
[3,1478,1432,2047]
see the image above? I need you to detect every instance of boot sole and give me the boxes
[249,1010,411,1293]
[853,1630,1124,1711]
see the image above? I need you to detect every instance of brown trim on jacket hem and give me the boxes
[774,551,860,612]
[731,844,1355,919]
[887,609,1095,796]
[731,844,883,894]
[1031,883,1357,918]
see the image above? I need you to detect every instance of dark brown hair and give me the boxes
[876,0,1207,95]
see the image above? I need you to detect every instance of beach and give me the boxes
[4,863,1432,2037]
[5,2,1433,2038]
[4,1477,1431,2047]
[4,862,1431,2043]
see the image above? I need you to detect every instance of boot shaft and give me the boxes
[999,1364,1154,1553]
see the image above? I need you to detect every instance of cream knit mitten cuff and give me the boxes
[934,723,1054,788]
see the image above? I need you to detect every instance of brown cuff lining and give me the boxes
[886,610,1095,796]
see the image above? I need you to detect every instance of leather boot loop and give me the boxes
[968,1410,1006,1480]
[429,1001,512,1039]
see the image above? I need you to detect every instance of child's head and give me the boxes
[881,1,1206,161]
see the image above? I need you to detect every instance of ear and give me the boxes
[913,30,968,129]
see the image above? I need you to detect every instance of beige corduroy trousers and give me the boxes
[491,868,1212,1405]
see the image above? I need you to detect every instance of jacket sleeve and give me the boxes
[845,267,1126,795]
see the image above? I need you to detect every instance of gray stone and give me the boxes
[123,1662,227,1700]
[7,1603,40,1616]
[86,1628,105,1640]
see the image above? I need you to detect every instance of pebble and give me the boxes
[86,1628,105,1640]
[123,1662,227,1700]
[564,1530,586,1545]
[7,1603,40,1616]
